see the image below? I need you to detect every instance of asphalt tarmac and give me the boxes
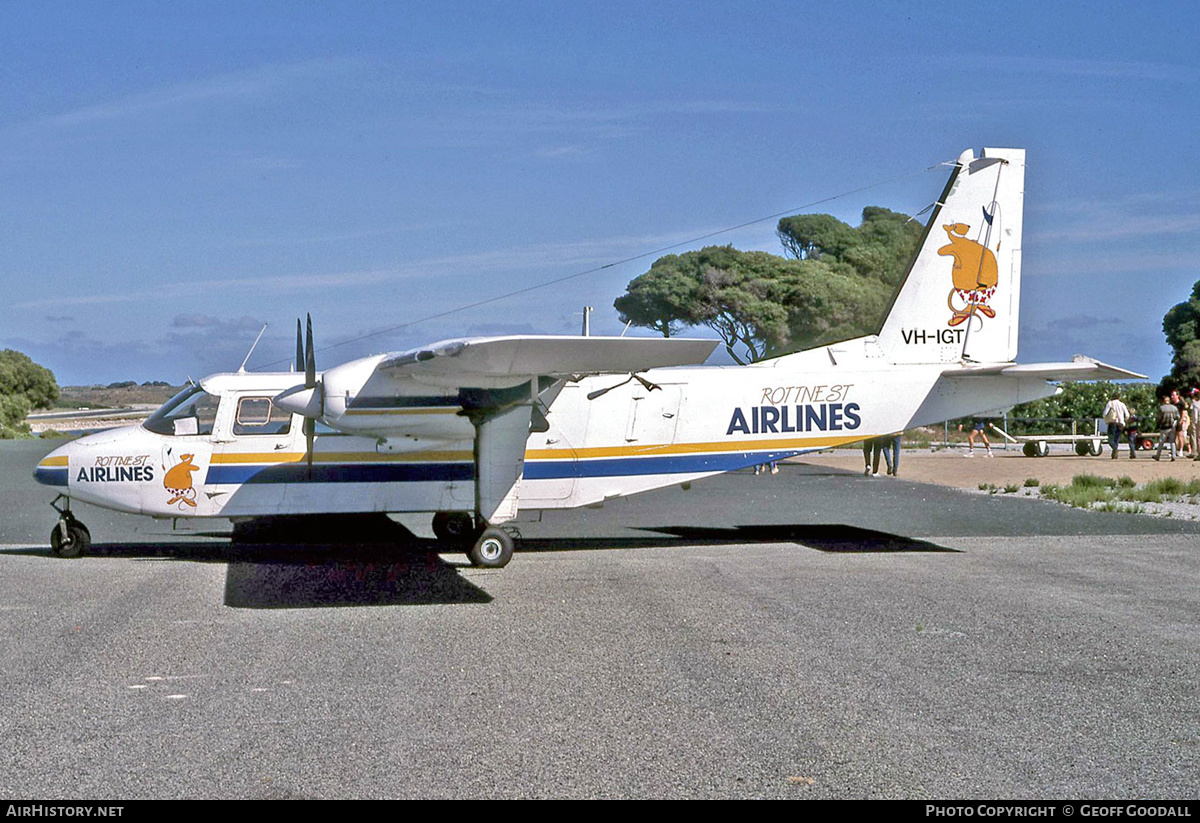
[2,439,1198,799]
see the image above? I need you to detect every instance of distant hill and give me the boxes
[54,383,183,411]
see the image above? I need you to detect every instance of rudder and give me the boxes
[877,147,1025,364]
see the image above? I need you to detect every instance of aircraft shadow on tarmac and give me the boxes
[5,520,952,609]
[519,524,958,554]
[6,541,492,608]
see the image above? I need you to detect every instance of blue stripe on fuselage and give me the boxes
[34,467,70,487]
[207,463,473,485]
[203,449,818,486]
[524,449,816,479]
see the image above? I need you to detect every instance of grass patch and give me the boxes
[1072,474,1117,489]
[1095,501,1146,514]
[1003,483,1020,494]
[1146,477,1185,496]
[1115,486,1164,504]
[1036,473,1199,512]
[1024,477,1040,488]
[1041,483,1115,508]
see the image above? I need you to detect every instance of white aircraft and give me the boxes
[34,147,1142,566]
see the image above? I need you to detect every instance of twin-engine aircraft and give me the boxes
[34,148,1142,566]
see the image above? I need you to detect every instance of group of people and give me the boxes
[1103,388,1200,462]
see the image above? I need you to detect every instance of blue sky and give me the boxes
[3,1,1198,385]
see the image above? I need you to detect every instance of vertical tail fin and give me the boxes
[877,147,1025,364]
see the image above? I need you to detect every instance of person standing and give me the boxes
[1154,395,1180,462]
[884,434,901,476]
[1179,403,1191,457]
[862,437,884,476]
[1102,391,1130,459]
[1191,389,1200,462]
[958,418,993,457]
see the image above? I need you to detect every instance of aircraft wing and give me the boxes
[942,355,1146,382]
[305,335,718,527]
[374,335,718,386]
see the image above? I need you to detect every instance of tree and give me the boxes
[1162,279,1200,392]
[777,207,922,285]
[616,206,923,364]
[776,213,860,261]
[615,245,891,364]
[1009,381,1158,424]
[0,349,60,438]
[612,262,703,338]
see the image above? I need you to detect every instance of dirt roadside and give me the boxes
[799,443,1200,490]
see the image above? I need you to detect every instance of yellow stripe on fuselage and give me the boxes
[209,450,473,465]
[524,434,863,461]
[39,455,69,467]
[342,407,460,416]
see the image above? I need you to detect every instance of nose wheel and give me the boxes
[49,496,90,559]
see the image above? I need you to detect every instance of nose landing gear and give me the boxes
[49,495,90,559]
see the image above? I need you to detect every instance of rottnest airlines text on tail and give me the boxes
[34,147,1144,568]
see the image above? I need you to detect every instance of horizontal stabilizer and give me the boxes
[379,335,718,380]
[943,355,1146,382]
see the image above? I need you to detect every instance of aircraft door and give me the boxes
[625,384,682,445]
[208,394,298,516]
[522,383,591,503]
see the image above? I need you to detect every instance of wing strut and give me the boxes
[466,380,536,526]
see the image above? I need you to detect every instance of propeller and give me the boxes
[295,319,304,374]
[303,315,317,477]
[275,314,324,477]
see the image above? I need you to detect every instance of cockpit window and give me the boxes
[233,397,292,436]
[142,384,219,436]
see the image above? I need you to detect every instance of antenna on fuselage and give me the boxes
[238,324,269,373]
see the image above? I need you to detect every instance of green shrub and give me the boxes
[1072,474,1116,489]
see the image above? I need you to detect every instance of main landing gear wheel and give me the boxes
[431,511,475,545]
[50,519,90,559]
[468,528,514,569]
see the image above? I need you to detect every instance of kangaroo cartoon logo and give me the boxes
[162,447,199,509]
[938,220,998,328]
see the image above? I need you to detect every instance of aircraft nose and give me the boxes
[33,443,71,488]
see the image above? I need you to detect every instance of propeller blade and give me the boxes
[295,319,303,374]
[304,418,315,478]
[305,313,316,389]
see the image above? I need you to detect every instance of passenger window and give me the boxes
[233,397,292,436]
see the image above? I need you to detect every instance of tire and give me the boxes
[431,511,475,545]
[468,528,514,569]
[1023,442,1038,458]
[1035,441,1049,457]
[1074,441,1090,456]
[50,521,90,559]
[1087,439,1103,457]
